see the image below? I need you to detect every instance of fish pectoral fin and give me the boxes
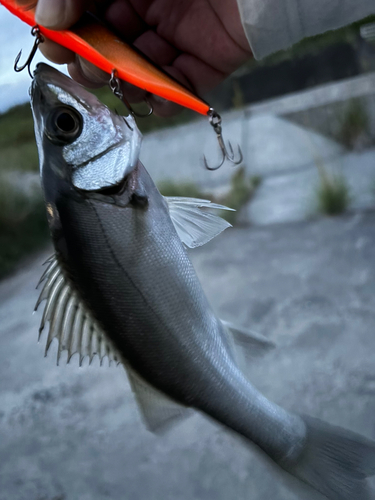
[126,365,192,433]
[222,320,275,367]
[35,254,121,367]
[165,196,234,248]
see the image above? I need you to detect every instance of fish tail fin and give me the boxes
[280,416,375,499]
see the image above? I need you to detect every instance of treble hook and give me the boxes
[14,26,44,79]
[109,70,153,119]
[203,108,243,171]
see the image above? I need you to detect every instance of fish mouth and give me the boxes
[31,63,66,98]
[32,63,76,91]
[30,63,104,112]
[30,64,70,111]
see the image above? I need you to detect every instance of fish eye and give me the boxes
[46,106,83,145]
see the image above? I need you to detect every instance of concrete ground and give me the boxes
[1,212,375,500]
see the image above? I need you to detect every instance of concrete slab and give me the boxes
[243,148,375,225]
[242,115,343,176]
[141,113,343,190]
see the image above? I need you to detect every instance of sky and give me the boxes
[0,5,67,113]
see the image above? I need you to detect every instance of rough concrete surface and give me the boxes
[141,113,343,190]
[243,148,375,225]
[1,212,375,500]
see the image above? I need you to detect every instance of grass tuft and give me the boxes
[220,168,261,224]
[316,175,350,216]
[337,98,370,150]
[157,181,208,199]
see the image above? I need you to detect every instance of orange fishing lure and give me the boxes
[1,0,210,115]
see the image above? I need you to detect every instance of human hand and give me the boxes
[33,0,252,116]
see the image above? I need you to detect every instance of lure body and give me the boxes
[1,0,210,115]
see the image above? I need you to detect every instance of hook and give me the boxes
[14,26,44,78]
[109,70,153,118]
[203,108,243,171]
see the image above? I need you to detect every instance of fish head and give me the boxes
[30,63,142,192]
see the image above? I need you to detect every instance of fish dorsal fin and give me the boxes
[222,320,275,369]
[126,365,191,432]
[165,196,234,248]
[35,255,121,366]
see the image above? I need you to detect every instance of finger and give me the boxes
[68,55,147,102]
[68,57,108,88]
[35,0,88,29]
[146,66,192,118]
[120,81,148,104]
[105,0,148,43]
[148,94,183,118]
[68,56,150,105]
[39,39,75,65]
[207,0,252,52]
[133,30,179,67]
[147,1,249,76]
[172,54,226,96]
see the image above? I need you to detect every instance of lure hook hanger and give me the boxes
[14,25,44,78]
[204,108,243,171]
[109,70,153,119]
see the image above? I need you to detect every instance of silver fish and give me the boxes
[31,63,375,500]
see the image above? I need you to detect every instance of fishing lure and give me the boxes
[1,0,242,169]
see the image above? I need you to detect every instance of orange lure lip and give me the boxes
[1,0,211,115]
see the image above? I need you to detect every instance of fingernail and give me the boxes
[35,0,65,28]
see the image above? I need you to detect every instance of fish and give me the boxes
[31,63,375,500]
[1,0,210,115]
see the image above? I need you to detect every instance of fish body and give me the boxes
[31,64,375,500]
[1,0,210,114]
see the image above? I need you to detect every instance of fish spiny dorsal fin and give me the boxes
[35,255,121,367]
[164,197,234,248]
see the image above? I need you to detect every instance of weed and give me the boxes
[232,80,245,109]
[316,174,350,215]
[220,168,261,224]
[158,181,208,199]
[337,98,370,150]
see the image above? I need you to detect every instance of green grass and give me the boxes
[0,104,39,173]
[316,175,351,216]
[0,178,49,278]
[337,98,370,149]
[220,168,261,224]
[158,180,209,199]
[0,103,35,149]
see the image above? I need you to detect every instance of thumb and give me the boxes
[35,0,88,29]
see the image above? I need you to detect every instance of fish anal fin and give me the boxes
[126,366,191,433]
[222,320,275,369]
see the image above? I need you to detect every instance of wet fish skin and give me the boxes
[31,63,375,500]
